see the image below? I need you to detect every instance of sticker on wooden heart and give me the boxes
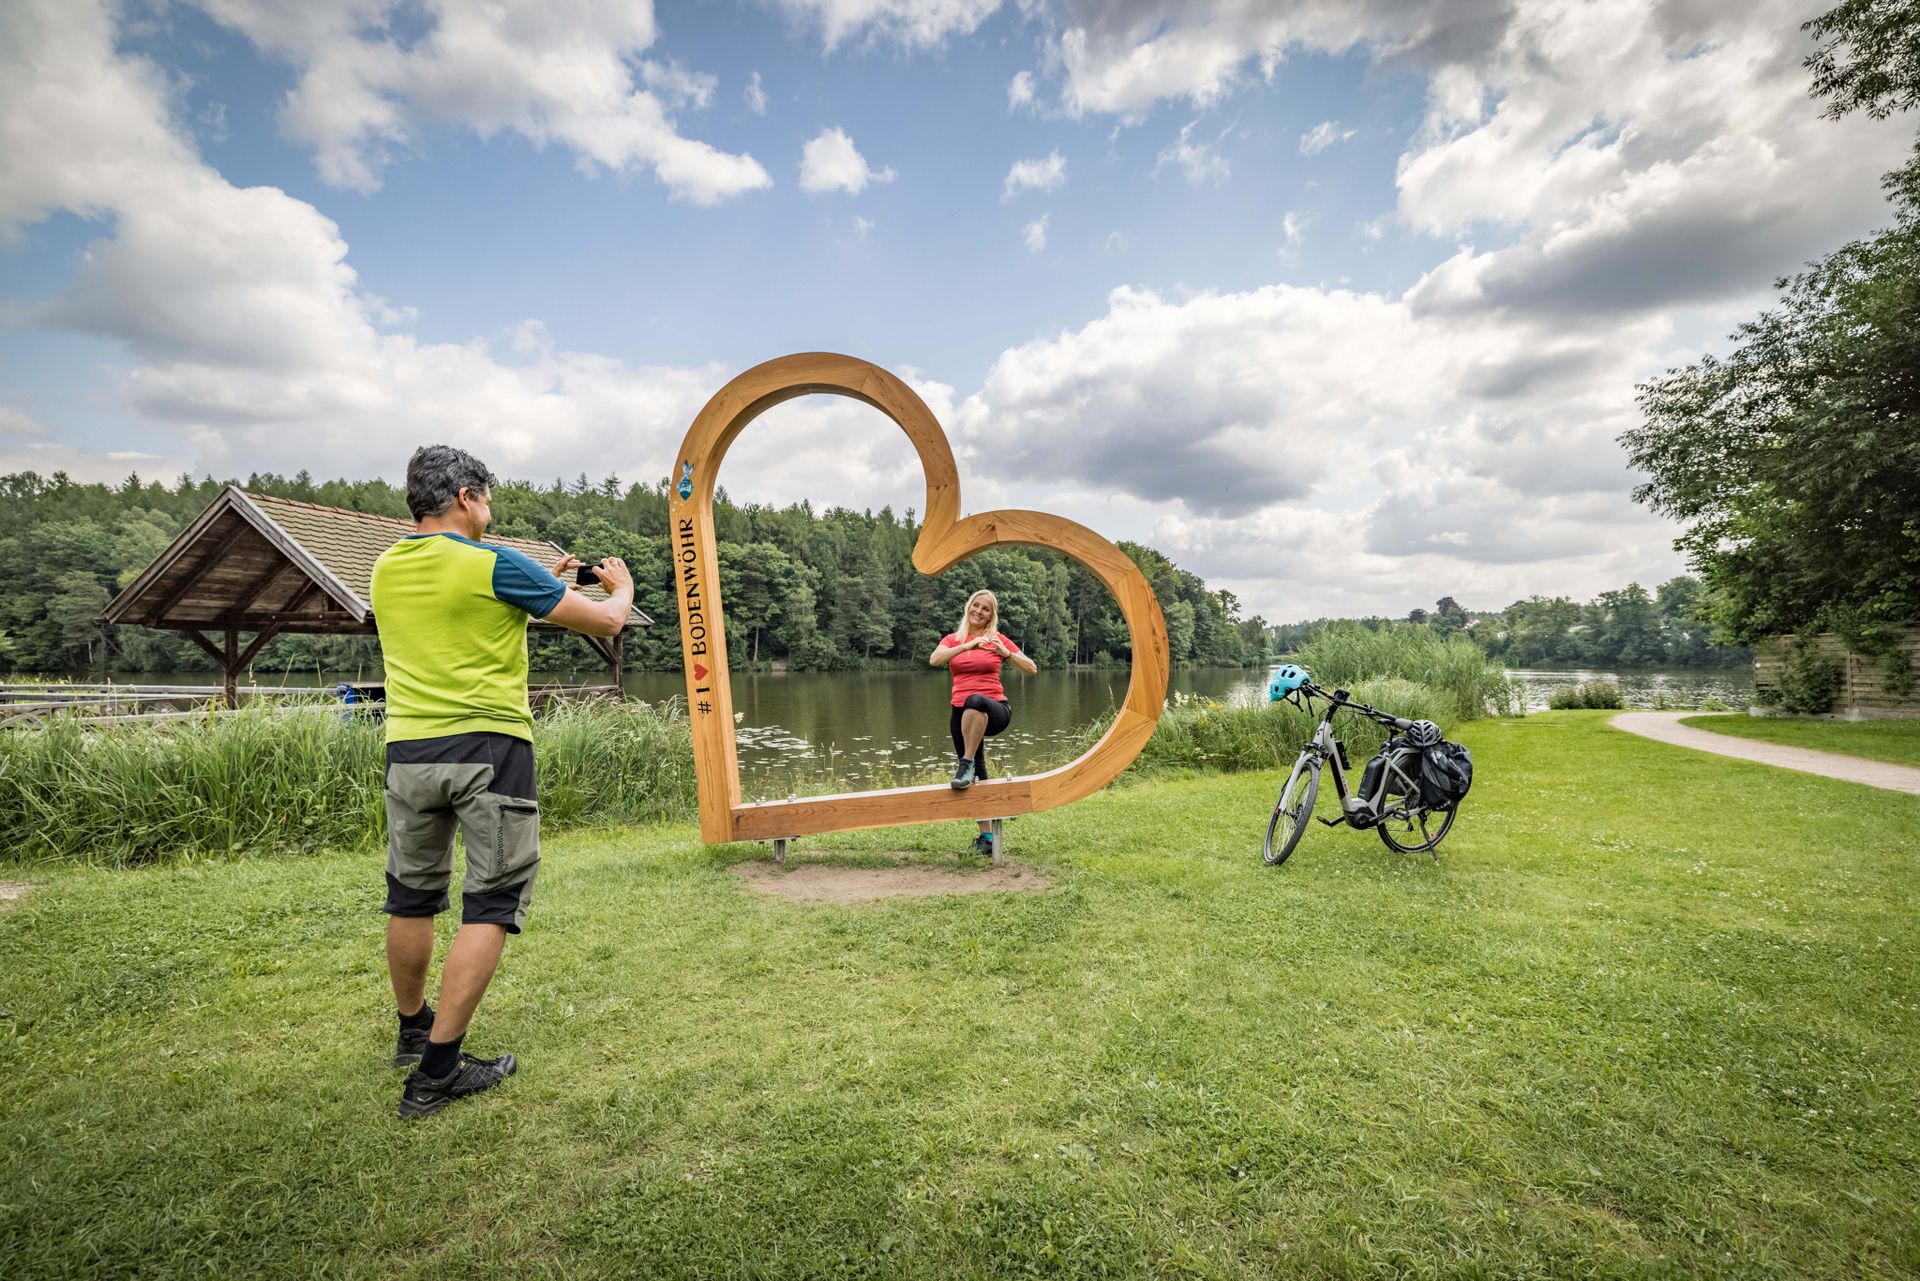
[670,352,1170,844]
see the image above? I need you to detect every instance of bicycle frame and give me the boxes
[1293,692,1426,829]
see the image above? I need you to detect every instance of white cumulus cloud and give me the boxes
[953,278,1691,615]
[1008,69,1036,110]
[799,126,896,194]
[184,0,770,203]
[1155,120,1230,184]
[1023,215,1049,251]
[0,0,789,489]
[1003,150,1067,200]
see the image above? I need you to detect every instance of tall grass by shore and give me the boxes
[0,700,697,868]
[1293,621,1520,720]
[1105,677,1461,777]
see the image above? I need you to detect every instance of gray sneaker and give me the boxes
[950,758,976,790]
[397,1051,518,1119]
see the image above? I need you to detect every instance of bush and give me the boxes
[0,698,697,866]
[1777,640,1843,715]
[1293,622,1519,720]
[1548,681,1625,710]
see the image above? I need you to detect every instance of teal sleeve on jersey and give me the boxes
[489,546,565,618]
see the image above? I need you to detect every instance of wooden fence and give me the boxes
[1753,627,1920,719]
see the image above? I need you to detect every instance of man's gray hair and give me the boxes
[405,445,499,521]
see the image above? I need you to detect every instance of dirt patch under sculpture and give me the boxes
[734,859,1051,905]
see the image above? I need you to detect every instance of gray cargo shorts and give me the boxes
[382,732,540,933]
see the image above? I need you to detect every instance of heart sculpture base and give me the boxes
[670,352,1170,844]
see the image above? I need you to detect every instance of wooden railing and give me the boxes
[0,681,620,727]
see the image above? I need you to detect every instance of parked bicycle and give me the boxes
[1261,664,1470,866]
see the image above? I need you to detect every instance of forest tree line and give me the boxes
[0,469,1273,677]
[1270,580,1751,670]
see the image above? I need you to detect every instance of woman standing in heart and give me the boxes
[930,588,1039,853]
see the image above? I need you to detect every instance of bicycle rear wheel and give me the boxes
[1263,755,1321,866]
[1376,803,1455,855]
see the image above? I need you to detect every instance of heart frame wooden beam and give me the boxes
[670,352,1170,844]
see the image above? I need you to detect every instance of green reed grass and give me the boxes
[0,699,696,867]
[1548,679,1626,710]
[1293,620,1519,720]
[1087,677,1462,778]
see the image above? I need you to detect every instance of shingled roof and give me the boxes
[103,486,651,636]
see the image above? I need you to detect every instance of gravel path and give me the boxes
[1611,712,1920,796]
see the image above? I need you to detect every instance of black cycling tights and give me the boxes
[950,695,1012,779]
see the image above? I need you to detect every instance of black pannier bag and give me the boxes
[1417,740,1473,809]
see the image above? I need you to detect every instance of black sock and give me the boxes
[420,1033,463,1078]
[398,1003,434,1032]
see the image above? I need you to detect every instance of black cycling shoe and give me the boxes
[397,1051,518,1119]
[392,1023,432,1068]
[950,758,976,790]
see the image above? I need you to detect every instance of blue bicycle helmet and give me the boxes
[1267,664,1310,702]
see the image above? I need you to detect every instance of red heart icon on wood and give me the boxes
[671,352,1169,843]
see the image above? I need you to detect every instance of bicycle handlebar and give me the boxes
[1299,681,1413,731]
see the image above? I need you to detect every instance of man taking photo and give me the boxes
[371,444,634,1119]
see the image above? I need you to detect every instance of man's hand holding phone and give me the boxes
[554,555,632,600]
[543,554,634,637]
[588,557,632,595]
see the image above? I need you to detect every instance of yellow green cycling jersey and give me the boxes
[370,532,566,743]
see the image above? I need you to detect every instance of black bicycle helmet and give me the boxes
[1405,719,1442,748]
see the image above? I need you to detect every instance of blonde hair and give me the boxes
[954,589,998,640]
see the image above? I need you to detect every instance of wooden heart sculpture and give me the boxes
[670,352,1170,843]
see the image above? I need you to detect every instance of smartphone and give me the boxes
[574,563,601,586]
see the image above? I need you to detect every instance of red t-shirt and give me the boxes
[941,632,1022,707]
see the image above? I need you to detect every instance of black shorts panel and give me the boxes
[384,872,449,918]
[386,732,536,798]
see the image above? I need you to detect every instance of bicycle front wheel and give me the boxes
[1263,755,1321,866]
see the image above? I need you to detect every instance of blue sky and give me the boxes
[1,0,1911,621]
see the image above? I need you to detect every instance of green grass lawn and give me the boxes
[1682,713,1920,769]
[3,712,1916,1278]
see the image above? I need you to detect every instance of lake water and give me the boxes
[614,666,1269,796]
[40,661,1752,792]
[1505,667,1754,713]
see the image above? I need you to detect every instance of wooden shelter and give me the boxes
[101,487,649,704]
